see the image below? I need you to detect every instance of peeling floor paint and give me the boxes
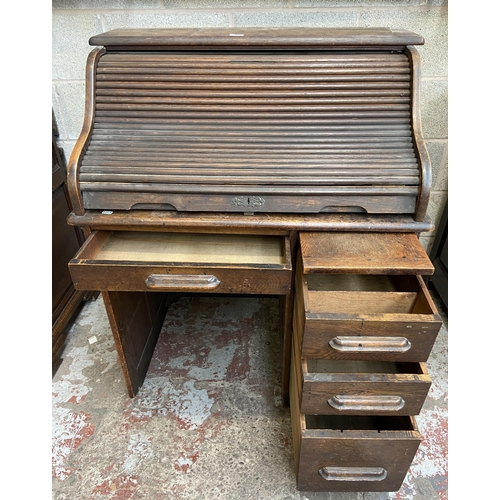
[53,293,448,500]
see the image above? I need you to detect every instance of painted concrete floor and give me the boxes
[52,291,448,500]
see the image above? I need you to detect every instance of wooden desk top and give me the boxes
[90,27,424,49]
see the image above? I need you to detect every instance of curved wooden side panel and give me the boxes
[406,46,431,223]
[67,47,106,216]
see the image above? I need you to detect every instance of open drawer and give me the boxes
[292,332,431,416]
[290,360,421,492]
[69,231,292,294]
[294,257,442,363]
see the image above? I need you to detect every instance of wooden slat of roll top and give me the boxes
[97,51,410,61]
[96,67,410,76]
[92,118,411,128]
[96,75,410,84]
[91,125,413,139]
[83,147,415,154]
[82,171,417,181]
[83,155,415,163]
[95,54,410,71]
[95,105,410,114]
[79,174,419,186]
[81,166,418,176]
[95,90,411,99]
[96,81,411,90]
[86,139,414,146]
[82,155,416,163]
[79,182,418,195]
[81,159,417,168]
[86,139,414,148]
[95,96,410,106]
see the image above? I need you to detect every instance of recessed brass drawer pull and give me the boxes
[319,466,388,482]
[329,336,411,353]
[328,394,405,411]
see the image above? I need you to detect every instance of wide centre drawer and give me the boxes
[69,231,292,294]
[290,358,421,492]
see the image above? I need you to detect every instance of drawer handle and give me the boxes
[145,274,221,290]
[328,394,405,411]
[319,466,387,482]
[329,336,411,353]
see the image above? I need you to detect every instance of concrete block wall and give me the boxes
[52,0,448,251]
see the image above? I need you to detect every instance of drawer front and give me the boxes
[290,360,421,492]
[301,317,441,362]
[294,265,442,362]
[69,231,292,294]
[297,430,421,492]
[300,365,431,416]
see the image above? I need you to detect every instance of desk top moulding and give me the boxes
[66,27,433,234]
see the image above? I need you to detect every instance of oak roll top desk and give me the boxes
[66,28,442,492]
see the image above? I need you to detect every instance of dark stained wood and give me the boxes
[406,46,432,222]
[67,47,106,216]
[280,230,299,407]
[299,232,435,275]
[67,44,430,217]
[102,290,168,397]
[67,28,431,222]
[80,190,418,215]
[89,28,424,49]
[52,114,87,371]
[292,305,432,417]
[67,211,434,234]
[299,357,431,416]
[69,231,292,295]
[296,271,442,362]
[290,349,421,492]
[64,29,439,492]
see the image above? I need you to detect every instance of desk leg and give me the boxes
[102,290,168,397]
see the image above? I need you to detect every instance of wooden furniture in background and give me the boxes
[428,201,448,309]
[65,28,442,492]
[52,114,87,372]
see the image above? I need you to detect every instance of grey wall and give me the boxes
[52,0,448,251]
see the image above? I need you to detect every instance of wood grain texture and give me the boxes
[67,48,105,216]
[406,46,431,222]
[66,211,435,234]
[70,44,424,215]
[300,232,434,274]
[102,291,168,397]
[290,354,421,492]
[299,357,431,416]
[295,267,441,362]
[69,230,292,294]
[296,423,421,492]
[93,232,287,265]
[89,28,424,49]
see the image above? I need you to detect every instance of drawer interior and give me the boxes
[305,414,416,432]
[307,274,405,292]
[77,231,288,266]
[305,359,425,375]
[306,274,434,315]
